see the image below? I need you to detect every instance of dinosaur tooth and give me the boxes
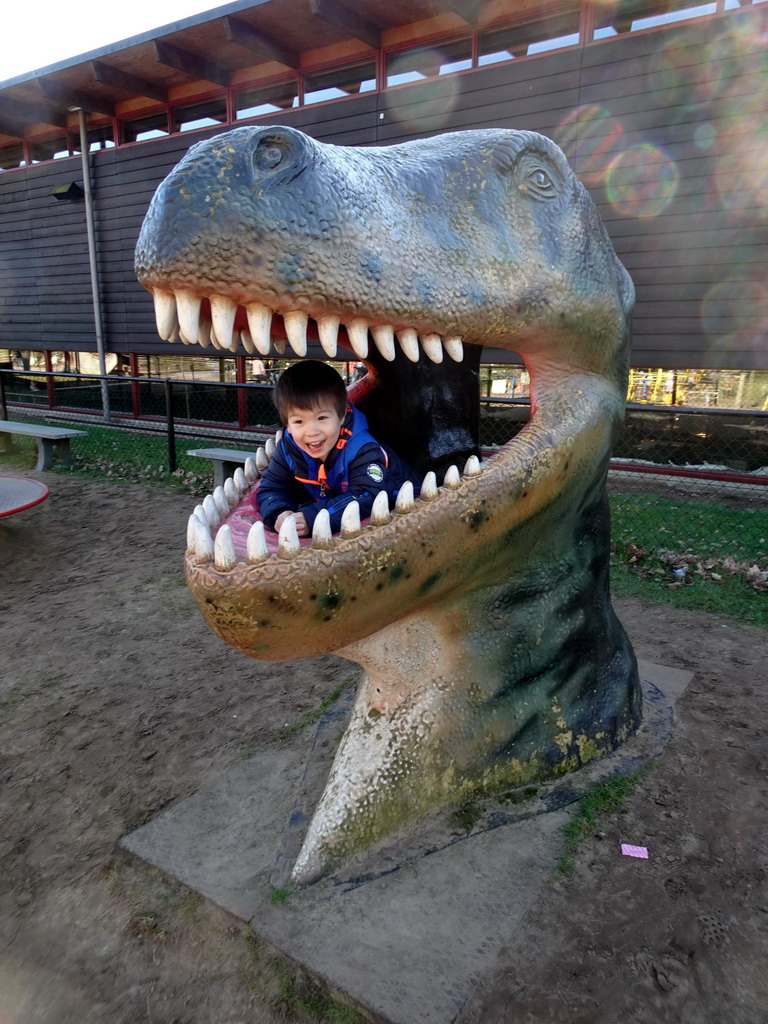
[256,447,269,472]
[246,521,269,563]
[240,328,255,354]
[202,493,219,527]
[275,429,283,443]
[278,515,301,558]
[395,327,420,362]
[197,318,212,348]
[395,480,415,513]
[246,302,272,355]
[284,310,308,356]
[420,470,438,500]
[345,318,369,359]
[210,294,237,349]
[213,485,229,517]
[370,489,391,525]
[444,335,464,362]
[443,465,460,489]
[167,325,179,343]
[317,315,339,357]
[265,437,276,458]
[273,338,287,355]
[371,324,396,361]
[214,523,237,570]
[186,512,202,550]
[244,457,259,483]
[152,289,177,340]
[340,500,361,538]
[311,508,333,549]
[420,332,444,364]
[193,502,207,525]
[233,467,248,492]
[464,454,481,476]
[175,289,201,345]
[193,517,214,562]
[223,477,239,506]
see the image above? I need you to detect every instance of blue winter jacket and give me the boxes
[256,405,421,533]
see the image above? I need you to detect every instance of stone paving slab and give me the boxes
[119,661,692,1024]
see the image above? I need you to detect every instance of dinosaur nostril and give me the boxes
[256,143,284,172]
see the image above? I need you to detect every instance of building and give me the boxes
[1,0,767,408]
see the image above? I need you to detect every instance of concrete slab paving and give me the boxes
[119,661,692,1024]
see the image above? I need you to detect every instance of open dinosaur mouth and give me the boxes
[188,428,483,566]
[149,288,465,366]
[170,290,496,573]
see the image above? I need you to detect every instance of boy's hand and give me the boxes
[275,510,310,537]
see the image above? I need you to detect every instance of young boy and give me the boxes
[256,361,421,537]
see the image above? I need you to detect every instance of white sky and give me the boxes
[3,0,220,82]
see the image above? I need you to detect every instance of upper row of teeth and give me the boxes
[152,288,464,365]
[186,440,483,571]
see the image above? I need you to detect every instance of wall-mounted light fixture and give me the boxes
[52,181,84,201]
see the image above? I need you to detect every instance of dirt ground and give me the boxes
[1,469,766,1024]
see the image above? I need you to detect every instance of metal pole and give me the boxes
[76,107,111,422]
[165,379,177,473]
[0,372,7,421]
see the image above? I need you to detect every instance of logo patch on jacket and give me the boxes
[366,463,384,483]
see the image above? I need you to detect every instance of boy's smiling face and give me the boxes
[285,404,344,462]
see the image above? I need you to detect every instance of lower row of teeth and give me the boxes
[153,290,464,365]
[186,442,482,570]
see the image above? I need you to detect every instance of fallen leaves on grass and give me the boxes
[612,543,767,591]
[75,457,207,494]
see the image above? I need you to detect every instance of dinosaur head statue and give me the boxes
[136,125,640,884]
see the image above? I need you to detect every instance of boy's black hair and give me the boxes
[273,360,348,424]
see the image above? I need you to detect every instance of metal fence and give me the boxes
[2,368,766,589]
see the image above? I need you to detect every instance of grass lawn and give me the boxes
[0,420,264,494]
[610,493,767,629]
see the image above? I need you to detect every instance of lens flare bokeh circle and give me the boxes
[605,144,680,218]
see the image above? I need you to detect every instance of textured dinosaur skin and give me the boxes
[136,125,641,884]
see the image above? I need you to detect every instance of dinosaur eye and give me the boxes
[254,140,285,173]
[524,166,556,197]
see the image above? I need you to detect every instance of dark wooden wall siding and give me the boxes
[1,4,766,370]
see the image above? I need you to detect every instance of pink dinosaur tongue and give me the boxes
[222,480,370,559]
[223,483,309,558]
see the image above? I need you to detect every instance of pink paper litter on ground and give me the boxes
[621,843,649,859]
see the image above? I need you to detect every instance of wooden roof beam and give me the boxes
[0,97,67,131]
[436,0,483,26]
[37,79,115,117]
[0,115,26,138]
[308,0,381,50]
[90,61,168,103]
[154,40,232,88]
[225,16,301,68]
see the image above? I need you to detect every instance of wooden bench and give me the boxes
[0,420,88,471]
[186,447,258,488]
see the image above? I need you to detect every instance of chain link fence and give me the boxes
[2,368,766,597]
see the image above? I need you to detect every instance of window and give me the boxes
[172,97,228,133]
[478,10,580,66]
[72,124,116,154]
[593,0,717,39]
[0,143,25,169]
[304,60,377,104]
[235,79,299,119]
[386,39,472,87]
[30,136,70,162]
[121,112,169,144]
